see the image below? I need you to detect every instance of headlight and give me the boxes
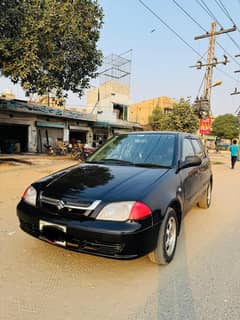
[22,185,37,207]
[96,201,151,221]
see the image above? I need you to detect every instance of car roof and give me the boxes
[123,131,199,139]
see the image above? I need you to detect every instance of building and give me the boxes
[86,80,130,121]
[0,98,141,154]
[83,52,135,141]
[128,96,174,126]
[0,52,142,154]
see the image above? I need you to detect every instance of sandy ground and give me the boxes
[0,153,240,320]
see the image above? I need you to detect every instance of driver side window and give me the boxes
[182,139,195,161]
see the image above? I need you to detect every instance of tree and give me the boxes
[163,98,199,133]
[149,106,165,130]
[211,114,240,140]
[0,0,103,99]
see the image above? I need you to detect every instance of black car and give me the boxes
[17,131,212,264]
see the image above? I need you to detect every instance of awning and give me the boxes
[69,125,90,132]
[92,122,109,128]
[36,121,65,129]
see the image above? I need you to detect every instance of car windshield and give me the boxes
[86,133,176,167]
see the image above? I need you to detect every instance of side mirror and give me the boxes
[178,155,202,170]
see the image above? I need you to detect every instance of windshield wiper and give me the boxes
[133,163,172,168]
[89,159,134,165]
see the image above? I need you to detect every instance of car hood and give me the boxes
[42,163,168,203]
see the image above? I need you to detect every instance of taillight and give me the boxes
[129,202,151,220]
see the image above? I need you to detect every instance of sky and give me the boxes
[1,0,240,115]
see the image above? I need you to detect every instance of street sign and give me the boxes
[199,117,212,135]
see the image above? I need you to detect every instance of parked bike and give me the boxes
[44,144,54,155]
[71,145,95,161]
[71,147,85,161]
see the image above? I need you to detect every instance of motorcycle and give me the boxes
[44,144,54,155]
[71,145,95,161]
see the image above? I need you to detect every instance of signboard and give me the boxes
[199,117,212,135]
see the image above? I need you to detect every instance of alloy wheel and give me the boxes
[165,216,177,257]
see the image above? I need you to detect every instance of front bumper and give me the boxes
[17,201,159,259]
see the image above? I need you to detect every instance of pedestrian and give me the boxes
[215,137,220,153]
[229,139,239,169]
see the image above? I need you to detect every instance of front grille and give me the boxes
[41,202,88,219]
[40,195,101,219]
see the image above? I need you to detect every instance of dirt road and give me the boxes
[1,155,240,320]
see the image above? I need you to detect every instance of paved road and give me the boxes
[0,156,240,320]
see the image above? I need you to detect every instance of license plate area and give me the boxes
[39,220,67,246]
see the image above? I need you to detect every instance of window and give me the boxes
[88,133,176,167]
[182,138,195,160]
[192,139,204,158]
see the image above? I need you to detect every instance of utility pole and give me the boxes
[192,22,236,119]
[231,54,240,95]
[230,88,240,95]
[203,21,216,102]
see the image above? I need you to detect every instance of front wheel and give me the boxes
[148,207,178,265]
[198,182,212,209]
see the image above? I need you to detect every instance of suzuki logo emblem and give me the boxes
[56,200,65,210]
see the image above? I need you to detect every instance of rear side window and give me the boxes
[192,139,205,158]
[182,138,195,160]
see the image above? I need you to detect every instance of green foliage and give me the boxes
[212,114,240,139]
[149,106,165,130]
[149,98,199,133]
[0,0,103,98]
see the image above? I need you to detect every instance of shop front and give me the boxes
[69,125,92,145]
[36,121,65,153]
[0,123,29,153]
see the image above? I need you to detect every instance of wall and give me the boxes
[128,96,174,125]
[86,80,132,121]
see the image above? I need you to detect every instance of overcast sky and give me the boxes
[1,0,240,115]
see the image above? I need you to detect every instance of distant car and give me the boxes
[17,131,212,264]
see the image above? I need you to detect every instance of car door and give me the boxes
[179,137,201,213]
[191,138,211,195]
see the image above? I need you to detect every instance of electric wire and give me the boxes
[171,0,206,33]
[197,74,205,97]
[137,0,202,58]
[213,0,240,36]
[195,0,222,26]
[171,0,240,67]
[138,0,240,84]
[214,0,235,25]
[215,66,240,82]
[195,0,240,52]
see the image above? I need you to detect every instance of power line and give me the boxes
[214,0,235,25]
[197,74,205,97]
[195,0,222,26]
[137,0,203,58]
[214,0,240,36]
[172,0,240,66]
[171,0,206,33]
[216,66,240,82]
[138,0,240,84]
[195,0,240,51]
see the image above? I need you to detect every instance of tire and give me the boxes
[148,207,178,265]
[198,182,212,209]
[71,150,80,160]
